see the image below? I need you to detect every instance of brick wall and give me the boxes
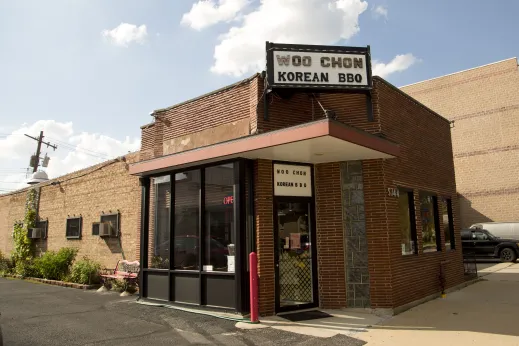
[140,75,260,161]
[254,159,275,316]
[257,87,380,134]
[0,153,141,269]
[314,162,346,309]
[374,78,465,308]
[0,191,26,256]
[402,58,519,227]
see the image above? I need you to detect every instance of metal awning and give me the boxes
[129,118,399,176]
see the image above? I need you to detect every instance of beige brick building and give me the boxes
[402,58,519,228]
[0,153,141,268]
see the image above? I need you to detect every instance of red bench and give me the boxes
[100,260,140,292]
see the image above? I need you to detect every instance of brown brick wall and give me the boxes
[402,58,519,227]
[257,89,380,134]
[362,159,393,308]
[140,75,260,161]
[374,78,465,308]
[0,153,141,269]
[314,162,346,308]
[254,159,275,316]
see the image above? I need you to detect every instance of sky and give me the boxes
[1,0,518,193]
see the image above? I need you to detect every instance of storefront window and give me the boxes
[151,175,170,269]
[204,163,235,272]
[399,188,417,255]
[441,198,455,250]
[174,170,200,270]
[420,192,441,253]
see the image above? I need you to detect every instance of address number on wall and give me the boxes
[387,188,400,198]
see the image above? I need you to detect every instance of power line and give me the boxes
[55,144,112,160]
[45,136,112,160]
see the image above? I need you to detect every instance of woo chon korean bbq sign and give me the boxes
[266,42,372,90]
[273,164,312,197]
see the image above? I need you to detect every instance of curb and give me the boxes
[0,274,100,290]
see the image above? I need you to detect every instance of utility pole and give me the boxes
[24,131,58,173]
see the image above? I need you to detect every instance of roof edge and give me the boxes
[400,57,518,89]
[0,152,139,197]
[373,76,451,124]
[152,73,261,114]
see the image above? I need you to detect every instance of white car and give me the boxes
[470,222,519,239]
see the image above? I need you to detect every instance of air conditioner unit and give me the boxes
[98,223,114,237]
[28,228,43,239]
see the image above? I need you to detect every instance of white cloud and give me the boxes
[372,5,388,19]
[0,120,140,193]
[102,23,148,47]
[181,0,250,31]
[372,54,419,78]
[183,0,369,77]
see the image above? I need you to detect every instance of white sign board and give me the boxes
[273,164,312,197]
[273,51,368,87]
[267,43,371,90]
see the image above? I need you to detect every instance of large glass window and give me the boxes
[151,176,170,269]
[174,170,201,270]
[204,163,235,272]
[420,192,441,253]
[399,188,417,255]
[440,198,455,250]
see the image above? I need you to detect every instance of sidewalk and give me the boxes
[356,262,519,345]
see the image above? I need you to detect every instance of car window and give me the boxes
[461,230,472,240]
[473,231,489,240]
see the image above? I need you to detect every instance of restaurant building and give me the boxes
[130,43,466,316]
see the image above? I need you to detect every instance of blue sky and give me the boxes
[0,0,518,191]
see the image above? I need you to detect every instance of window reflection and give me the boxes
[174,170,200,270]
[205,164,235,272]
[420,193,440,253]
[399,189,416,255]
[151,175,170,269]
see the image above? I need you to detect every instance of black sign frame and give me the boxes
[266,42,373,92]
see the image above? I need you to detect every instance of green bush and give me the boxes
[33,248,78,280]
[15,258,39,278]
[0,251,15,275]
[68,257,101,285]
[110,278,137,294]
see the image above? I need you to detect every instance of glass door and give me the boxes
[275,200,318,312]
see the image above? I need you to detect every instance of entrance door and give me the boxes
[274,200,318,312]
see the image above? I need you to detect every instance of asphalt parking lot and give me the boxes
[0,278,364,346]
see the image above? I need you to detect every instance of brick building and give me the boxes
[131,71,465,315]
[402,58,519,228]
[0,153,141,269]
[0,44,467,318]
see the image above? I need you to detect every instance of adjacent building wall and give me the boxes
[401,58,519,227]
[0,153,141,269]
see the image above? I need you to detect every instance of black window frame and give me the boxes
[419,192,441,253]
[441,197,455,250]
[398,187,418,255]
[141,158,250,312]
[66,216,82,239]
